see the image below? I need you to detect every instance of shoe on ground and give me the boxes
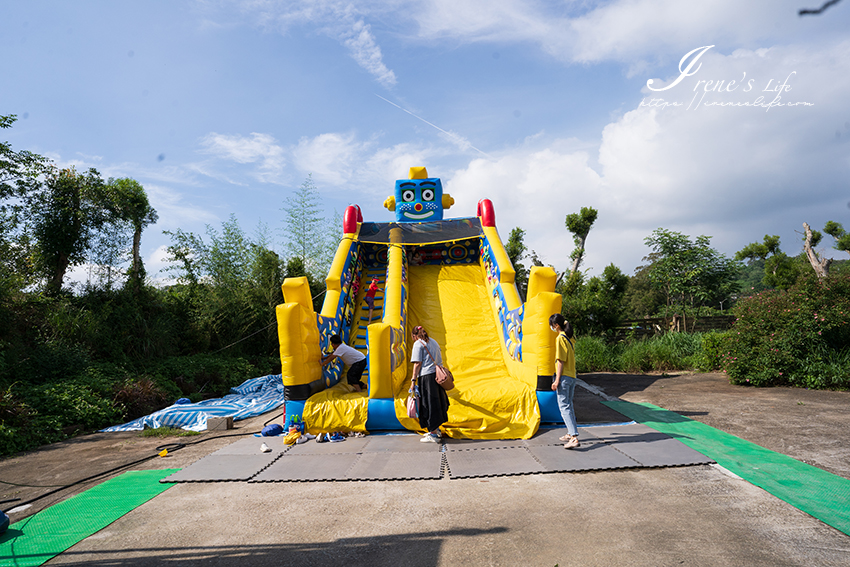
[329,432,345,442]
[559,434,575,442]
[563,436,580,449]
[260,443,272,453]
[420,433,439,443]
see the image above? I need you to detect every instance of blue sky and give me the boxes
[3,0,850,285]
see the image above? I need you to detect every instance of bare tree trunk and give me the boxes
[803,222,831,278]
[48,252,69,295]
[569,235,587,275]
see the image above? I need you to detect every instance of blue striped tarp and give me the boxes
[101,374,285,432]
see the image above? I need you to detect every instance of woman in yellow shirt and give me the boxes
[549,313,580,449]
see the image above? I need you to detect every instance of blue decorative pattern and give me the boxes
[480,237,524,361]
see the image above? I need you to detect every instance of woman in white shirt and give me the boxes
[321,334,367,392]
[410,325,449,442]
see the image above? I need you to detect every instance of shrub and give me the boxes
[693,331,730,371]
[722,273,850,388]
[575,336,620,373]
[25,340,91,384]
[113,376,171,421]
[619,340,673,372]
[575,332,715,374]
[143,354,278,401]
[29,380,123,431]
[0,383,33,428]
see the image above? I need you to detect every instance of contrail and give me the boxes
[374,94,491,158]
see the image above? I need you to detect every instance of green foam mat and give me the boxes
[604,401,850,536]
[0,469,179,567]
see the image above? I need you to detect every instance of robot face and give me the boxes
[394,178,444,222]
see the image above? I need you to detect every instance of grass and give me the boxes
[137,427,201,438]
[576,332,708,374]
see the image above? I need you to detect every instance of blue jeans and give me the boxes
[556,375,578,437]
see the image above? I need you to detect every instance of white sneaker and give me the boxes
[420,433,438,443]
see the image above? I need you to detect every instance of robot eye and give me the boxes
[421,189,435,202]
[402,189,416,202]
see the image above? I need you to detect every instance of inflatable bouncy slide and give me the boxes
[277,167,564,439]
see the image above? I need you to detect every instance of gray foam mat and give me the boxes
[360,435,442,453]
[523,428,603,447]
[528,442,642,473]
[346,451,443,480]
[583,423,672,444]
[160,425,713,482]
[162,437,286,482]
[444,438,525,451]
[251,453,360,482]
[285,436,372,455]
[445,447,546,478]
[606,436,715,467]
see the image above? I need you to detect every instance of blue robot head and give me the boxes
[384,167,454,222]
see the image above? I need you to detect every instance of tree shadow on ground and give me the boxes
[33,527,509,567]
[580,372,684,398]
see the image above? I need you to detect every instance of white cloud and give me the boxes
[232,0,397,87]
[446,140,604,272]
[565,0,783,64]
[408,0,843,68]
[291,132,369,186]
[444,38,850,275]
[145,184,218,229]
[411,0,553,44]
[341,19,397,88]
[200,132,287,183]
[194,129,442,205]
[361,142,434,187]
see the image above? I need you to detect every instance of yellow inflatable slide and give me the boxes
[276,167,562,440]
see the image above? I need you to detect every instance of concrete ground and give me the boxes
[2,372,849,566]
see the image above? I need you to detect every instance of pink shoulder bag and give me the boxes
[418,339,455,391]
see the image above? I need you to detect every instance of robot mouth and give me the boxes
[402,210,435,220]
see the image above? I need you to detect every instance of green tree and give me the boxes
[282,175,327,278]
[27,167,115,295]
[163,228,207,288]
[735,235,799,290]
[644,228,739,331]
[823,221,850,257]
[164,216,287,354]
[562,264,629,336]
[252,223,286,347]
[0,114,50,296]
[0,114,49,198]
[105,178,158,293]
[505,227,529,300]
[622,265,666,319]
[565,206,598,276]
